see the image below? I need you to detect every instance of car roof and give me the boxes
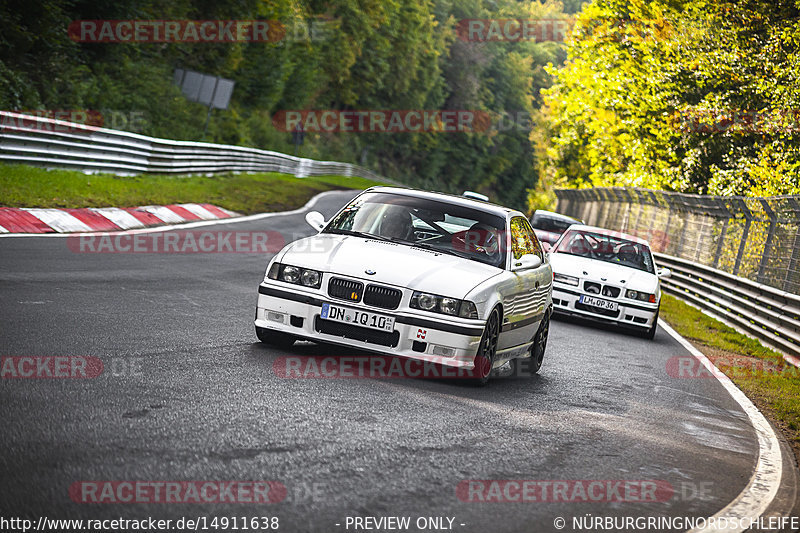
[563,224,651,246]
[532,210,582,222]
[365,186,518,218]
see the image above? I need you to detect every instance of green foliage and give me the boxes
[0,0,591,211]
[541,0,800,196]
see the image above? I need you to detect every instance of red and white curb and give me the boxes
[0,204,239,234]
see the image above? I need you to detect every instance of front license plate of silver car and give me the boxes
[320,303,395,332]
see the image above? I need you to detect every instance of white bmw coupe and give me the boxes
[255,187,553,383]
[549,225,671,339]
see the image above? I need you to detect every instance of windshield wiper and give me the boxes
[326,228,394,242]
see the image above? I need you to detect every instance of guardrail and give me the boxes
[0,111,401,184]
[654,253,800,363]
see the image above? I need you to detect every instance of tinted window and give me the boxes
[531,214,576,234]
[553,229,655,273]
[326,192,506,268]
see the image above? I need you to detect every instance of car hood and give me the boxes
[549,253,658,291]
[280,233,503,299]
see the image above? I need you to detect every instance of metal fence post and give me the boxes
[663,195,674,254]
[756,199,777,284]
[785,198,800,293]
[732,199,752,276]
[713,214,729,269]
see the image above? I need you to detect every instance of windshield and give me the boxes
[531,214,577,234]
[553,229,655,274]
[325,192,506,268]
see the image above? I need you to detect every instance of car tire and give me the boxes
[643,308,659,340]
[255,326,296,348]
[473,308,500,386]
[528,308,551,375]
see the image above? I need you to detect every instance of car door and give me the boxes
[496,216,551,350]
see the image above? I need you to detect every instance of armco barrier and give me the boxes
[654,253,800,363]
[0,111,400,184]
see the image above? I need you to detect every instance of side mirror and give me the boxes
[657,267,671,278]
[541,241,552,253]
[305,211,326,232]
[512,254,543,272]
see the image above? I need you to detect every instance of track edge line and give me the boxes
[659,319,784,533]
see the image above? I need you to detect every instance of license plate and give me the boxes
[579,294,619,311]
[320,303,395,332]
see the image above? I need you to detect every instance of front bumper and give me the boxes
[255,283,485,369]
[552,284,658,329]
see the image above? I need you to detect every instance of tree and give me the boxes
[541,0,800,196]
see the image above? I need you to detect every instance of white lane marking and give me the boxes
[177,203,220,220]
[659,320,783,533]
[136,205,186,224]
[0,190,348,238]
[88,207,144,230]
[22,208,93,233]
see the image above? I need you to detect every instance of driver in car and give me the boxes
[379,205,413,241]
[617,244,643,269]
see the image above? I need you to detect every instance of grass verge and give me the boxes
[660,293,800,462]
[0,163,386,214]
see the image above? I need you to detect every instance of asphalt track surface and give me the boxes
[1,190,797,532]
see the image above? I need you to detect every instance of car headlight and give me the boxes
[554,273,580,286]
[410,291,478,318]
[301,269,321,287]
[267,262,322,289]
[626,289,656,303]
[415,292,438,311]
[282,265,301,284]
[440,297,460,315]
